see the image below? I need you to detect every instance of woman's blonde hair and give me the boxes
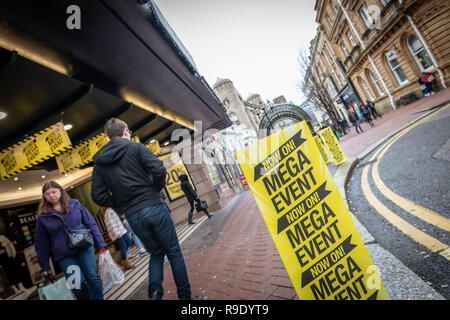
[37,181,71,216]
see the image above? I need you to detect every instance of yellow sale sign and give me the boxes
[318,127,347,165]
[159,152,195,202]
[235,121,388,300]
[1,122,72,180]
[314,135,331,164]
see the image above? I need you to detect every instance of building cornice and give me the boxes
[345,12,405,77]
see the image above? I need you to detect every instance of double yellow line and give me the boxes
[360,104,450,260]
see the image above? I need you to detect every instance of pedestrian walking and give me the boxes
[418,73,427,96]
[99,207,136,270]
[179,174,212,224]
[366,100,381,119]
[122,217,148,256]
[348,111,363,134]
[34,181,106,300]
[420,72,435,96]
[339,118,348,135]
[361,105,375,127]
[91,118,196,300]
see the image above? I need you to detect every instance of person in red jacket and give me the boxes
[420,72,435,96]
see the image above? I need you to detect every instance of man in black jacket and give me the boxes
[91,118,192,300]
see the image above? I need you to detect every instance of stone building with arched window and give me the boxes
[314,0,449,114]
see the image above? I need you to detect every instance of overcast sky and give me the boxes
[154,0,318,105]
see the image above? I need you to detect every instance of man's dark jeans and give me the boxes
[127,203,191,299]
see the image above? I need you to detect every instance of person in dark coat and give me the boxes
[91,118,194,300]
[348,111,363,134]
[179,174,212,224]
[361,105,375,127]
[365,100,381,119]
[34,181,106,300]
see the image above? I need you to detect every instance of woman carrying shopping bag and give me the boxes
[99,207,136,270]
[179,174,212,224]
[34,181,107,300]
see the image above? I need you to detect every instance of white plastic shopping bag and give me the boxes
[99,250,124,292]
[38,275,74,300]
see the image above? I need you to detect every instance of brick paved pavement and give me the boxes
[339,88,450,157]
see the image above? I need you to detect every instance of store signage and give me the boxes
[318,127,347,165]
[239,174,249,190]
[159,152,195,202]
[235,121,389,300]
[55,133,140,174]
[0,122,72,180]
[147,140,161,155]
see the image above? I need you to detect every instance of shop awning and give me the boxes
[0,0,230,150]
[0,0,231,207]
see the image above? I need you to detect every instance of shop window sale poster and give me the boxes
[235,121,389,300]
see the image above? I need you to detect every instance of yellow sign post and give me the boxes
[0,122,72,180]
[318,127,347,165]
[235,121,389,300]
[314,135,331,164]
[159,153,194,202]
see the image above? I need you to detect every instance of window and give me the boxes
[359,5,374,27]
[360,77,375,100]
[223,99,229,106]
[330,0,338,12]
[347,30,356,47]
[326,14,333,26]
[327,80,338,98]
[380,0,392,6]
[369,70,384,96]
[386,52,408,85]
[407,34,433,71]
[341,42,349,57]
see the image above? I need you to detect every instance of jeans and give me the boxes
[114,233,132,261]
[127,203,191,299]
[352,120,363,133]
[58,246,104,300]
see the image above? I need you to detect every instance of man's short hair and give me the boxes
[105,118,128,139]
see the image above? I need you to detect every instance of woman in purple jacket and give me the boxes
[34,181,107,300]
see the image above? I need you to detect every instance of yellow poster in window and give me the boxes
[235,121,388,300]
[159,153,194,202]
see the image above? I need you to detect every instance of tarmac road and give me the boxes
[347,104,450,299]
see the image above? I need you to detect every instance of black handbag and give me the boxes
[195,199,208,212]
[57,218,93,250]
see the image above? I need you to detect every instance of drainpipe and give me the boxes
[407,15,447,89]
[335,0,397,109]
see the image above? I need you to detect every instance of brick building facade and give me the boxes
[313,0,449,114]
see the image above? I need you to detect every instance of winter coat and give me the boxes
[104,208,127,242]
[180,180,197,203]
[348,112,357,123]
[361,105,370,116]
[91,138,167,217]
[34,199,107,272]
